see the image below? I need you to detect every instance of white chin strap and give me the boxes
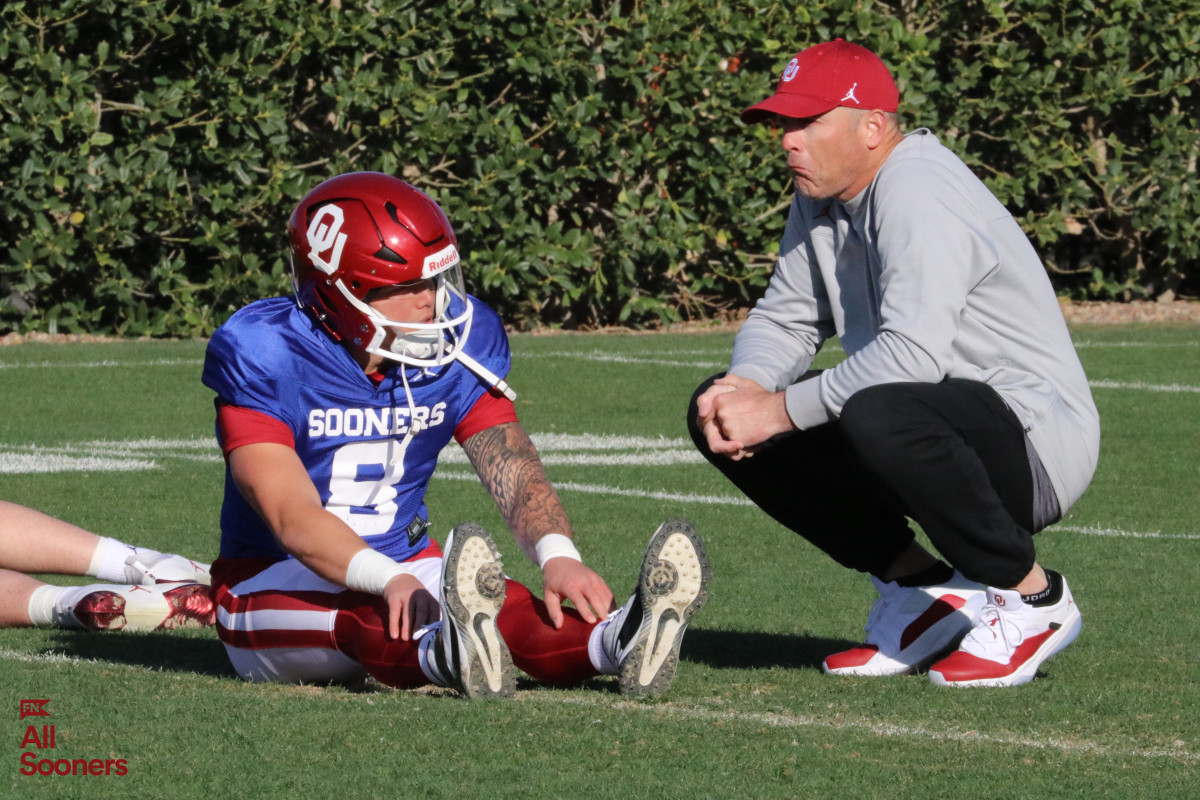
[339,280,517,401]
[388,328,443,361]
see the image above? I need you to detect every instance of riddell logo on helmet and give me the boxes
[307,205,349,276]
[422,245,459,278]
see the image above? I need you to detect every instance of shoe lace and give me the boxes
[862,592,895,644]
[962,603,1024,657]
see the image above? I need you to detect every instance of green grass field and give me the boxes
[1,324,1197,799]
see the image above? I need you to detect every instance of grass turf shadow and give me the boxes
[46,629,236,678]
[681,628,859,671]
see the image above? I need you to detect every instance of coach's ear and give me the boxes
[860,109,892,150]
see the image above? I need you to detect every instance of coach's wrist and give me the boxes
[535,533,582,568]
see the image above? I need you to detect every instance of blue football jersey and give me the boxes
[202,295,511,562]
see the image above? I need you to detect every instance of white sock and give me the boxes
[414,623,447,685]
[89,537,164,583]
[588,618,619,674]
[27,584,95,628]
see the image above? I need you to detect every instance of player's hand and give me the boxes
[541,558,615,629]
[382,573,440,641]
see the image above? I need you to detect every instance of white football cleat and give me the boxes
[823,570,986,676]
[67,583,215,632]
[602,518,710,697]
[435,523,514,699]
[124,552,212,586]
[929,572,1082,687]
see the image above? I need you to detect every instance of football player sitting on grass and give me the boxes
[0,500,214,631]
[201,172,710,698]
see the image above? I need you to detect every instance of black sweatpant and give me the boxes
[687,374,1044,588]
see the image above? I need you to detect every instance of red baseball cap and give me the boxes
[740,39,899,124]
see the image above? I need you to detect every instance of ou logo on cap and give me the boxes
[307,204,349,276]
[782,58,800,82]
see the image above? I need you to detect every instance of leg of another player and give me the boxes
[0,500,210,585]
[1,567,215,632]
[0,501,96,575]
[0,569,52,627]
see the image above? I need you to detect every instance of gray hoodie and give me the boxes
[729,129,1100,512]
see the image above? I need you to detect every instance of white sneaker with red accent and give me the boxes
[67,583,215,632]
[123,552,212,586]
[823,571,986,676]
[929,578,1081,687]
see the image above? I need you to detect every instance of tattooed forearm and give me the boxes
[462,422,573,559]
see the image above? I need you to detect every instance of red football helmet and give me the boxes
[288,172,473,368]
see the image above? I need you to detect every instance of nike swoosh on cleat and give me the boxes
[471,612,504,691]
[637,609,682,685]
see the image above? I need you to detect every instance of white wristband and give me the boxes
[534,533,582,568]
[345,548,411,595]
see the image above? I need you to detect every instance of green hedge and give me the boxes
[2,0,1197,336]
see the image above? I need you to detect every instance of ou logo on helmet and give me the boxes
[307,204,349,276]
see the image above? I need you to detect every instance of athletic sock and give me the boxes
[89,537,165,583]
[1022,569,1064,606]
[27,584,94,627]
[588,618,618,674]
[894,561,955,588]
[89,537,132,582]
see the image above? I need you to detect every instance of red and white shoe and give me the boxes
[823,571,986,676]
[929,576,1081,687]
[68,583,216,632]
[123,552,212,585]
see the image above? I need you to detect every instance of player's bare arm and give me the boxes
[461,422,572,548]
[462,421,614,627]
[228,441,437,639]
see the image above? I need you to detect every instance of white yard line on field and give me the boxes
[1072,339,1200,348]
[437,469,753,506]
[0,452,157,473]
[0,358,203,369]
[522,351,1200,392]
[3,436,1196,540]
[1088,379,1200,393]
[435,470,1200,540]
[3,351,1196,391]
[551,696,1199,761]
[1050,523,1200,541]
[0,646,1191,762]
[524,350,729,369]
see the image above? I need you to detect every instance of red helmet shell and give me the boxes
[288,172,459,347]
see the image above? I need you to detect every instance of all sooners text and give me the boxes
[19,723,128,777]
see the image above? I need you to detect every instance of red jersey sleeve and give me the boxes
[454,388,519,444]
[216,402,296,455]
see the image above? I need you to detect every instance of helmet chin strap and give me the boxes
[387,329,445,361]
[349,281,516,401]
[453,349,517,402]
